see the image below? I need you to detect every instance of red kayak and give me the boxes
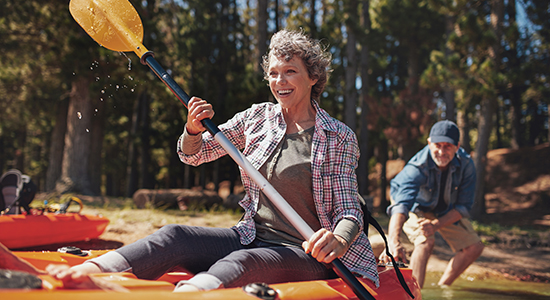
[0,213,109,249]
[3,249,421,300]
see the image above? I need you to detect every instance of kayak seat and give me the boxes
[0,170,23,214]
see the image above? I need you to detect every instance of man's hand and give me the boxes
[379,240,408,264]
[418,218,436,237]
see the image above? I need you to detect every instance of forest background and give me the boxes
[0,0,549,221]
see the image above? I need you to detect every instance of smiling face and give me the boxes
[267,55,318,110]
[428,138,459,170]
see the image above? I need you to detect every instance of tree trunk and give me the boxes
[309,0,317,36]
[443,15,456,122]
[471,97,495,219]
[357,0,371,196]
[274,0,280,32]
[0,136,4,173]
[132,188,223,210]
[56,76,94,195]
[509,90,523,149]
[126,92,143,197]
[344,0,359,131]
[378,138,389,213]
[14,127,27,171]
[398,40,422,161]
[45,99,68,191]
[495,99,503,148]
[457,109,472,153]
[139,92,154,189]
[407,46,420,95]
[256,0,268,73]
[471,0,503,220]
[89,93,105,195]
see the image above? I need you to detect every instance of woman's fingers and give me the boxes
[304,229,348,264]
[186,97,214,134]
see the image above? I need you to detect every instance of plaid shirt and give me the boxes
[177,100,379,286]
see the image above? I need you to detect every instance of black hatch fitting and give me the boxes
[242,282,278,300]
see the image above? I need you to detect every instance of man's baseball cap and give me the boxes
[429,120,459,146]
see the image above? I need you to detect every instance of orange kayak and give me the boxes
[2,249,421,300]
[0,213,109,249]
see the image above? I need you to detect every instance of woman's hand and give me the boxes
[302,228,350,264]
[186,97,215,135]
[45,264,128,291]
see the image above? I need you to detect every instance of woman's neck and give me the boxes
[283,104,316,134]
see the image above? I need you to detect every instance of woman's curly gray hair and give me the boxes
[262,29,332,101]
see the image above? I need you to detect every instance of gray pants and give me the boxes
[102,224,334,289]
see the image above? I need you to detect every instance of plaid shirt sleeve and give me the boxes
[312,104,379,287]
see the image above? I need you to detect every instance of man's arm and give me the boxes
[380,212,408,263]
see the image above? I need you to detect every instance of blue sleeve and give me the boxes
[387,164,426,217]
[454,158,476,218]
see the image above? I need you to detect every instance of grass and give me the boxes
[31,193,244,229]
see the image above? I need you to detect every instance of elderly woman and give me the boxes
[46,29,378,292]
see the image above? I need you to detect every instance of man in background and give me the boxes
[380,120,484,288]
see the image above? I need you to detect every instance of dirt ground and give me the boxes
[21,144,550,285]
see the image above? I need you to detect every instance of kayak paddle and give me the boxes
[68,1,378,299]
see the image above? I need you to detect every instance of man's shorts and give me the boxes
[402,211,481,253]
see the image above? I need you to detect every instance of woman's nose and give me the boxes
[276,74,287,84]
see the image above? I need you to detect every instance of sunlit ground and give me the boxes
[421,272,550,300]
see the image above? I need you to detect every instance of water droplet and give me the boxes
[95,108,98,112]
[86,128,90,133]
[100,98,104,101]
[77,112,82,119]
[131,89,135,92]
[128,76,133,80]
[72,72,76,76]
[96,77,100,81]
[101,90,105,94]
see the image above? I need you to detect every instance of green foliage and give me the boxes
[0,0,548,200]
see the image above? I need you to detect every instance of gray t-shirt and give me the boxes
[180,124,358,247]
[254,127,321,247]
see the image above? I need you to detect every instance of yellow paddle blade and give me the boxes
[69,0,149,58]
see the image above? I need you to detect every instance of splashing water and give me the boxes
[77,112,82,119]
[120,52,132,70]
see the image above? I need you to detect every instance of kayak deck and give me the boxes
[3,249,421,300]
[0,213,109,249]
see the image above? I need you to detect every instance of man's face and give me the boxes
[428,138,459,169]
